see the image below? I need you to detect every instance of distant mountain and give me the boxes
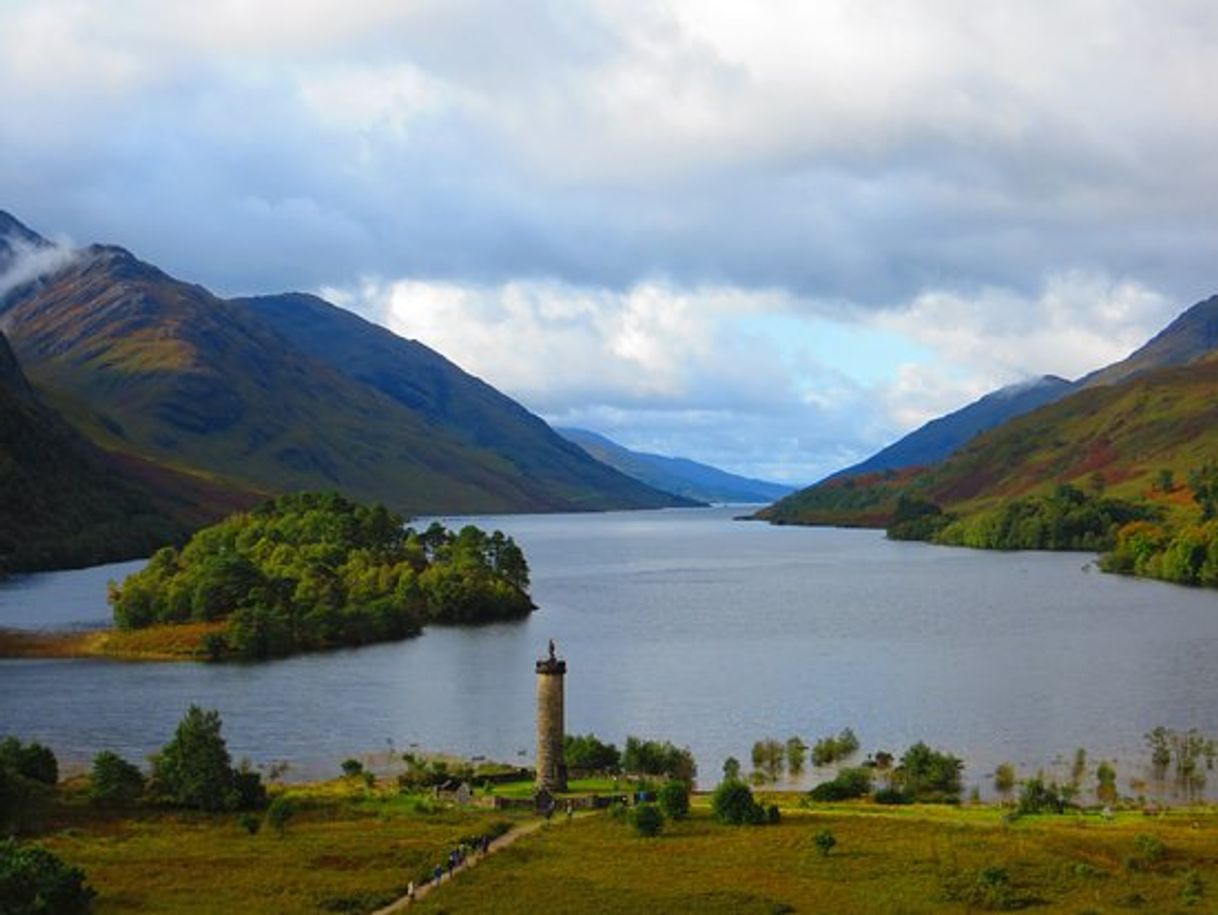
[0,211,691,519]
[1080,293,1218,389]
[761,292,1218,527]
[236,293,696,512]
[833,375,1073,479]
[0,330,193,573]
[557,427,791,504]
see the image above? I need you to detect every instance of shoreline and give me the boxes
[0,621,223,661]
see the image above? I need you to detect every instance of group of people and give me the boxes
[407,834,495,901]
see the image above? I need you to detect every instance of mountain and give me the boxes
[831,375,1073,479]
[0,211,691,518]
[235,293,698,511]
[1080,293,1218,389]
[762,292,1218,527]
[0,330,194,573]
[557,427,791,504]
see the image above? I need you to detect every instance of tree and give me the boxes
[0,838,95,915]
[751,738,784,782]
[629,803,663,837]
[1190,463,1218,521]
[658,780,690,821]
[564,734,621,772]
[266,795,296,838]
[622,737,696,782]
[993,763,1016,800]
[0,738,58,785]
[808,767,872,802]
[897,742,962,802]
[90,751,145,807]
[711,779,765,825]
[786,737,806,774]
[1096,760,1118,805]
[341,758,365,779]
[722,757,741,782]
[151,706,257,812]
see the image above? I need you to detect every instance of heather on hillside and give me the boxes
[108,492,533,660]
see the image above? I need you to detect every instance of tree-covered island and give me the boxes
[106,492,534,660]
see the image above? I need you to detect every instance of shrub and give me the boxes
[89,751,144,807]
[766,803,781,824]
[657,781,690,821]
[1132,833,1165,865]
[267,796,296,838]
[811,728,859,767]
[238,812,261,835]
[711,779,766,825]
[341,758,364,778]
[1180,868,1204,906]
[897,741,962,802]
[1017,776,1067,815]
[808,767,872,802]
[873,786,912,805]
[629,803,663,837]
[0,838,95,914]
[813,829,836,857]
[0,738,58,786]
[622,737,696,782]
[993,763,1016,798]
[945,865,1020,911]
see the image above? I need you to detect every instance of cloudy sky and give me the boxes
[3,1,1216,484]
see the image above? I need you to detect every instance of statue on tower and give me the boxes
[535,639,567,792]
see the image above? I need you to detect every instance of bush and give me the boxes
[238,812,261,835]
[808,767,872,802]
[814,829,837,857]
[711,779,766,825]
[341,758,364,778]
[267,796,296,838]
[873,786,912,805]
[944,865,1021,911]
[897,742,963,802]
[0,837,95,914]
[993,763,1016,798]
[0,738,58,785]
[623,737,696,782]
[810,728,859,767]
[89,751,144,807]
[629,803,663,837]
[1017,776,1067,815]
[657,781,690,821]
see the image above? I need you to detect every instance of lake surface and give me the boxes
[2,506,1217,795]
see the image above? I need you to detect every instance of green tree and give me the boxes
[563,734,621,772]
[0,738,58,785]
[786,737,806,774]
[751,738,785,782]
[629,803,663,837]
[0,838,95,915]
[151,706,248,812]
[266,795,296,838]
[657,780,690,821]
[711,779,765,825]
[1096,760,1118,805]
[89,751,144,807]
[808,767,872,802]
[1190,463,1218,520]
[897,742,963,802]
[722,757,741,782]
[993,763,1016,800]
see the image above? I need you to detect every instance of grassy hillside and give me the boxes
[0,238,686,518]
[0,331,196,573]
[761,356,1218,528]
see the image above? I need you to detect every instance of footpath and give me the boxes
[372,815,558,912]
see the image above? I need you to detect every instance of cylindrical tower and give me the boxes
[535,640,567,792]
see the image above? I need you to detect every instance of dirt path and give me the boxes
[373,814,561,913]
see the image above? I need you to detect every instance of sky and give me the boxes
[2,1,1216,484]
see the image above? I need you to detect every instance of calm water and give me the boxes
[2,506,1217,794]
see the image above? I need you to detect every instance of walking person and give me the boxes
[433,864,442,888]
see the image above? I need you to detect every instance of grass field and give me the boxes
[38,782,525,914]
[413,800,1218,914]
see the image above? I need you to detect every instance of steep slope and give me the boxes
[0,331,192,573]
[833,375,1073,478]
[1081,293,1218,389]
[762,291,1218,527]
[0,214,689,516]
[557,427,791,503]
[235,293,695,511]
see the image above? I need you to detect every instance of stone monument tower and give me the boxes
[535,639,567,792]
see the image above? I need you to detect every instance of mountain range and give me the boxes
[762,292,1218,526]
[0,211,697,569]
[557,427,795,504]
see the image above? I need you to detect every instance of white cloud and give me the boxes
[0,235,78,301]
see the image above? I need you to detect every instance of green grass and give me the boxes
[40,782,527,914]
[414,802,1218,914]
